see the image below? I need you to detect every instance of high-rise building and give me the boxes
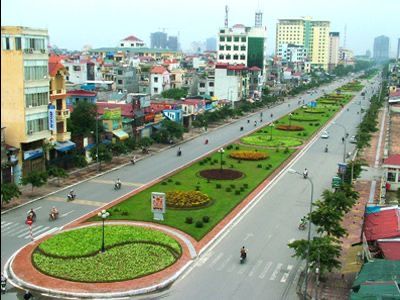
[1,26,51,182]
[167,36,178,51]
[276,17,330,70]
[217,23,266,71]
[206,37,217,51]
[373,35,389,62]
[397,38,400,60]
[150,32,168,49]
[328,32,340,70]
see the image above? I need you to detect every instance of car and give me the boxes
[349,135,357,144]
[321,131,329,139]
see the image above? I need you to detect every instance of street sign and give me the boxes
[338,162,347,174]
[151,192,166,221]
[332,176,342,188]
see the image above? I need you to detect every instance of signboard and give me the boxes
[48,104,56,131]
[331,176,342,188]
[103,108,121,120]
[310,101,317,108]
[151,192,166,221]
[338,162,347,174]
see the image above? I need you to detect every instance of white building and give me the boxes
[214,63,248,104]
[198,69,215,97]
[62,59,102,85]
[150,66,170,96]
[119,35,145,48]
[328,32,340,70]
[277,44,307,63]
[339,47,355,66]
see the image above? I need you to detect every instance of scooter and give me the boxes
[204,139,209,145]
[298,222,306,230]
[67,193,76,201]
[240,126,244,131]
[49,212,59,221]
[177,150,182,157]
[240,252,247,264]
[324,146,328,153]
[1,277,6,294]
[303,172,308,179]
[114,182,122,190]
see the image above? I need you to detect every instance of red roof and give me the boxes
[67,90,97,97]
[227,64,247,71]
[384,154,400,166]
[151,66,168,74]
[248,66,261,71]
[389,90,400,97]
[364,208,400,241]
[122,35,143,42]
[96,102,134,117]
[378,241,400,260]
[48,55,65,77]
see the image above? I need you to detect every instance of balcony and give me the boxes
[56,131,71,142]
[56,109,70,120]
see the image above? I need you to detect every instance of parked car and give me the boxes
[349,135,357,144]
[321,131,330,139]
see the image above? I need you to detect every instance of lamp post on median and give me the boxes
[98,209,110,253]
[269,122,275,141]
[288,168,314,300]
[218,147,225,172]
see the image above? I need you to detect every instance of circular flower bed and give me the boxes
[166,190,211,208]
[275,125,304,131]
[199,169,244,180]
[241,135,303,147]
[229,150,268,160]
[32,225,182,282]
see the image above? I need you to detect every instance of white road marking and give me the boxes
[237,263,246,275]
[243,233,254,242]
[217,255,232,271]
[17,225,43,238]
[249,259,263,277]
[1,221,5,225]
[270,263,283,280]
[26,207,41,214]
[34,227,59,240]
[259,261,273,279]
[1,222,14,230]
[1,223,20,234]
[60,210,74,217]
[208,252,224,269]
[8,226,29,236]
[280,265,293,283]
[196,251,213,267]
[227,262,237,273]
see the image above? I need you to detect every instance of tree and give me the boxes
[111,141,128,155]
[161,88,188,100]
[90,144,112,170]
[68,102,98,137]
[288,236,342,275]
[139,137,153,150]
[47,166,69,187]
[309,200,347,238]
[321,189,356,214]
[1,183,21,205]
[21,171,48,192]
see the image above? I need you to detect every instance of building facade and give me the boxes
[276,17,330,70]
[150,66,170,96]
[214,63,249,104]
[328,32,340,70]
[119,35,145,48]
[1,26,51,182]
[167,36,178,51]
[150,32,168,49]
[217,24,266,72]
[206,37,217,51]
[373,35,389,62]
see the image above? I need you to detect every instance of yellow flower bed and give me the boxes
[229,151,268,161]
[166,191,211,208]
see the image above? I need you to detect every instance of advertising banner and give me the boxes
[151,192,166,221]
[48,104,56,131]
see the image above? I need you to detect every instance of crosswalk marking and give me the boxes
[270,263,283,281]
[208,253,224,269]
[34,227,59,240]
[259,261,273,279]
[17,225,43,238]
[280,265,293,283]
[9,226,29,236]
[1,221,60,241]
[91,179,143,187]
[47,196,104,207]
[217,255,232,271]
[196,251,213,267]
[249,259,263,277]
[1,223,20,234]
[226,262,237,273]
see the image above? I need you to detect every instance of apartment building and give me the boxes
[276,17,330,70]
[328,32,340,70]
[373,35,389,62]
[1,26,51,182]
[214,63,249,104]
[150,66,170,96]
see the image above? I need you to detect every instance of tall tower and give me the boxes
[343,24,347,48]
[224,5,229,28]
[255,10,263,27]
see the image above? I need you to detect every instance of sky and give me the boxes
[2,0,399,56]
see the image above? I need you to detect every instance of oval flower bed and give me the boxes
[229,150,269,160]
[275,124,304,131]
[166,190,211,208]
[32,225,182,282]
[241,135,303,147]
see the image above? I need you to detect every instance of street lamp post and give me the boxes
[288,113,293,128]
[269,122,274,141]
[288,168,314,300]
[218,147,224,172]
[97,209,110,253]
[96,111,99,172]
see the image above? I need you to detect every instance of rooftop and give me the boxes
[364,207,400,241]
[383,154,400,166]
[122,35,143,42]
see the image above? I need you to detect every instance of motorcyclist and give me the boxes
[27,209,36,221]
[115,178,121,189]
[325,144,328,153]
[50,207,59,220]
[23,290,33,300]
[1,273,6,294]
[177,147,182,156]
[204,139,209,145]
[303,168,308,179]
[68,189,75,200]
[240,246,247,260]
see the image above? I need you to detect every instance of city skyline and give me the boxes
[1,0,399,55]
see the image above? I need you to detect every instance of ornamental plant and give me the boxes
[166,190,211,208]
[229,150,268,161]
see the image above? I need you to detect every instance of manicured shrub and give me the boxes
[235,190,241,195]
[168,178,173,182]
[185,217,193,224]
[202,216,210,223]
[257,164,262,168]
[225,187,232,192]
[235,146,240,150]
[175,181,181,185]
[243,183,249,188]
[161,181,167,185]
[230,184,236,188]
[284,147,289,153]
[195,221,204,228]
[195,186,200,191]
[216,183,222,189]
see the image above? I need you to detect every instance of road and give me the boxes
[0,74,381,299]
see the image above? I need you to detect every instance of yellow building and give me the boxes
[276,17,330,70]
[1,26,51,182]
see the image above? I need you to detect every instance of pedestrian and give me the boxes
[247,119,250,124]
[254,120,257,127]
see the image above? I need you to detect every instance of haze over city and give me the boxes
[2,0,399,55]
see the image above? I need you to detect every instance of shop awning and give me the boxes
[23,148,43,160]
[112,129,129,140]
[54,141,76,152]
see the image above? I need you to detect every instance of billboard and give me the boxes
[151,192,166,213]
[48,104,56,131]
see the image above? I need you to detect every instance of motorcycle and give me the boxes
[324,146,328,153]
[240,126,244,131]
[1,277,6,294]
[204,139,209,145]
[49,212,59,221]
[240,251,247,264]
[303,172,308,179]
[67,193,76,201]
[298,222,307,230]
[177,149,182,157]
[114,182,122,190]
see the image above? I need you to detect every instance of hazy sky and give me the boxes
[2,0,399,55]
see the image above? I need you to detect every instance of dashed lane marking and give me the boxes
[270,263,283,281]
[217,255,233,271]
[249,259,263,277]
[208,252,224,269]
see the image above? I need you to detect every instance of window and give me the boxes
[226,45,231,50]
[387,172,396,182]
[233,55,239,60]
[219,54,224,60]
[219,37,225,42]
[209,82,214,87]
[199,82,205,88]
[4,37,10,50]
[240,46,246,51]
[154,87,158,93]
[154,77,158,83]
[227,37,232,42]
[117,70,123,75]
[25,92,49,108]
[234,37,239,42]
[234,46,239,51]
[226,54,231,60]
[121,43,124,46]
[25,37,45,50]
[241,37,246,42]
[118,80,123,84]
[240,55,246,60]
[15,37,22,50]
[24,66,48,81]
[210,92,214,96]
[73,66,81,71]
[219,45,224,51]
[220,29,225,34]
[131,43,134,47]
[27,117,48,134]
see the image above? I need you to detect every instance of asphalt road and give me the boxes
[0,74,381,299]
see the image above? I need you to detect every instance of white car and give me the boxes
[321,131,330,139]
[349,135,357,144]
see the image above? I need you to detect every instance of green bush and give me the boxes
[185,217,193,224]
[216,183,222,189]
[202,216,210,223]
[175,181,181,185]
[257,164,262,168]
[235,190,241,195]
[195,221,204,228]
[225,187,232,192]
[161,182,167,185]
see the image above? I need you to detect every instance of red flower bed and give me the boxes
[199,169,244,180]
[275,125,304,131]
